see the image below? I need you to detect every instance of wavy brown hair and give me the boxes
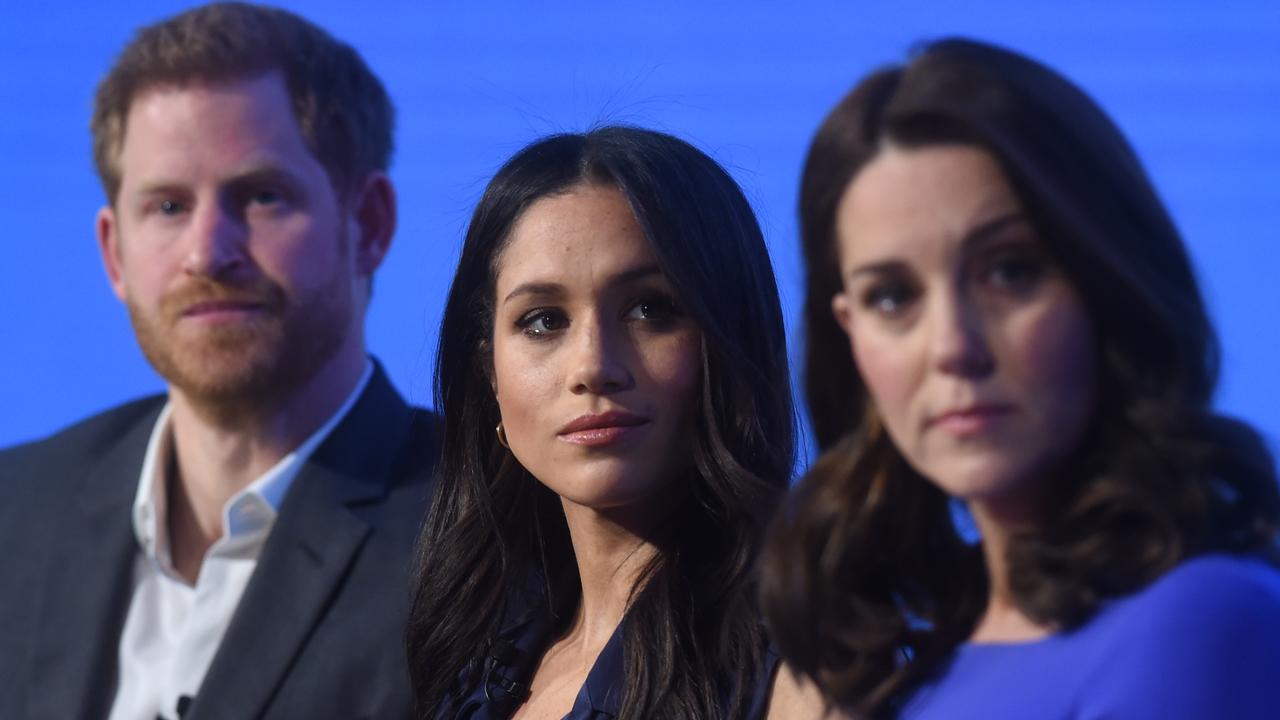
[408,127,794,719]
[760,37,1280,717]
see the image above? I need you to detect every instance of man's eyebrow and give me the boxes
[131,180,188,198]
[228,165,302,184]
[131,164,302,194]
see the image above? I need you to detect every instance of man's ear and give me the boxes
[348,171,396,277]
[96,205,128,302]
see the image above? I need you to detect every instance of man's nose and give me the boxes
[180,201,249,280]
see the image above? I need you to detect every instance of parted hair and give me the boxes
[91,1,393,202]
[760,37,1280,718]
[407,126,794,719]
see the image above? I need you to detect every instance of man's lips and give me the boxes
[180,299,268,319]
[557,411,650,447]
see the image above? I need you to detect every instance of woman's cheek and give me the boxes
[1006,288,1097,469]
[493,345,557,445]
[850,327,916,423]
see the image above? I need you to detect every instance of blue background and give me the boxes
[1,1,1277,464]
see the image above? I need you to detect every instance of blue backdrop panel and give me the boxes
[1,1,1276,464]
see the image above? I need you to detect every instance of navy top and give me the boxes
[900,554,1280,719]
[436,584,780,719]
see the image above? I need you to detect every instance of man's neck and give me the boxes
[163,348,368,582]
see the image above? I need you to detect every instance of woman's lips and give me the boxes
[926,404,1015,437]
[557,411,650,447]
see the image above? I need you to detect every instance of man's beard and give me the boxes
[126,263,354,420]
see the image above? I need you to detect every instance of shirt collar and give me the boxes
[131,360,374,571]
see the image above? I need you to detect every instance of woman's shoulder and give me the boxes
[1093,553,1280,656]
[1077,553,1280,718]
[897,555,1280,719]
[1116,552,1280,626]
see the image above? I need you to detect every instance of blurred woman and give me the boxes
[408,127,820,719]
[761,38,1280,718]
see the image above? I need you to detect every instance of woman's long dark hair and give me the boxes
[408,127,795,719]
[760,37,1280,717]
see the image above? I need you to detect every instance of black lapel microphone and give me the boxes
[156,695,194,720]
[483,639,531,703]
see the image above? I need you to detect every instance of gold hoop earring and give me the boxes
[496,422,509,449]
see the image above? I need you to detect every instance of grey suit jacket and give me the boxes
[0,363,439,719]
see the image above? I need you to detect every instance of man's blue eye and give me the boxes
[159,200,183,215]
[251,190,282,205]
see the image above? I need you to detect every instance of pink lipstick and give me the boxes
[927,404,1014,437]
[557,411,650,447]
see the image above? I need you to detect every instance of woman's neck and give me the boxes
[968,498,1052,644]
[557,498,667,654]
[507,499,669,720]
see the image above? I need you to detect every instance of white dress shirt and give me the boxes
[108,363,372,720]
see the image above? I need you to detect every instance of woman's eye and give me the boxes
[517,309,567,336]
[626,295,682,325]
[862,282,916,315]
[985,254,1045,293]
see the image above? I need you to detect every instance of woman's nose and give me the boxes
[567,318,634,395]
[929,292,995,378]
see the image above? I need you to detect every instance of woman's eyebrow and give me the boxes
[845,213,1030,282]
[502,282,565,305]
[846,259,907,283]
[502,264,665,306]
[962,212,1031,250]
[604,264,663,289]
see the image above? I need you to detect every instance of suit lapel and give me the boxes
[27,405,160,720]
[189,366,414,720]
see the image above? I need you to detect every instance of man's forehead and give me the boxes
[124,70,294,124]
[119,73,306,157]
[112,72,333,200]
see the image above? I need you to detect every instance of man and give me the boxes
[0,4,437,718]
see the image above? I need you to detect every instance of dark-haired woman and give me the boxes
[408,127,824,719]
[761,38,1280,719]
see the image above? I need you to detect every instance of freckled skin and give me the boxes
[831,144,1097,521]
[490,183,702,517]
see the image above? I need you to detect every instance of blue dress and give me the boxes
[435,587,779,719]
[900,554,1280,719]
